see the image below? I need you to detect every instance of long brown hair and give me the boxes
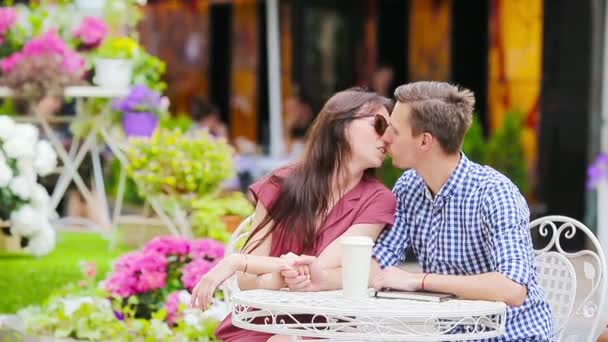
[244,88,393,254]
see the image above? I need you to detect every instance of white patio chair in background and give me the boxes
[530,215,608,341]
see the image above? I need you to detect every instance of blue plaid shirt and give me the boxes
[373,153,554,341]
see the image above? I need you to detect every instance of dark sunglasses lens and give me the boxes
[374,115,388,135]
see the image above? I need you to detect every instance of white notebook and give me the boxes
[373,290,456,302]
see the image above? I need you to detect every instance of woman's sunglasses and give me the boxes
[355,114,389,136]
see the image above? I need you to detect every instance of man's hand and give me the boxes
[371,266,423,291]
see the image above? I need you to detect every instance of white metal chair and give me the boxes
[221,215,253,309]
[530,215,608,341]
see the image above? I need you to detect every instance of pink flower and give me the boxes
[190,238,225,261]
[0,51,23,73]
[73,16,108,47]
[105,251,168,297]
[0,7,18,37]
[144,236,191,257]
[181,258,215,291]
[165,291,182,324]
[1,30,85,75]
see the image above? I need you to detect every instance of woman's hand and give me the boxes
[280,252,310,290]
[191,254,243,310]
[281,255,326,292]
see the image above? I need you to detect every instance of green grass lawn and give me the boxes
[0,232,131,313]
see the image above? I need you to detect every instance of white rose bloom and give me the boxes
[9,176,33,200]
[4,138,35,159]
[25,225,56,256]
[17,158,36,183]
[31,184,56,219]
[13,123,39,144]
[0,159,13,187]
[0,116,16,141]
[10,205,43,237]
[34,140,57,176]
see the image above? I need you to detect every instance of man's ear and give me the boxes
[420,132,433,151]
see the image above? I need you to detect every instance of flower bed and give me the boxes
[19,236,227,341]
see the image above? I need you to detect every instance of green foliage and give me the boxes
[462,111,530,194]
[462,115,487,164]
[126,129,235,197]
[377,156,403,189]
[133,52,167,93]
[159,114,194,132]
[486,110,529,194]
[96,37,140,59]
[190,192,254,242]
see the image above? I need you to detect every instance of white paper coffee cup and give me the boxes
[341,236,374,299]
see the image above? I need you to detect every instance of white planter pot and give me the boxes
[75,0,106,17]
[93,58,133,88]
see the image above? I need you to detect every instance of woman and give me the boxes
[191,88,397,341]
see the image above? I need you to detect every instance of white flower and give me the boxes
[178,290,191,304]
[150,319,172,340]
[9,176,33,200]
[33,140,57,176]
[62,296,94,316]
[183,312,201,328]
[0,115,16,141]
[3,137,35,159]
[10,205,44,237]
[13,123,39,144]
[17,158,36,183]
[25,225,56,257]
[31,183,57,219]
[0,159,13,187]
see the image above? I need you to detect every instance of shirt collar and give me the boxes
[422,152,471,203]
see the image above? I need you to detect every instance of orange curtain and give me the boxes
[488,0,543,175]
[408,0,452,81]
[230,0,259,142]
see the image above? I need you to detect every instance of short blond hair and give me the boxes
[394,81,475,154]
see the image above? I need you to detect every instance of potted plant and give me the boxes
[93,36,139,88]
[0,115,58,256]
[113,85,168,138]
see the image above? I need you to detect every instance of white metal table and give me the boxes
[231,289,507,341]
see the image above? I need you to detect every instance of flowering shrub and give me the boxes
[20,236,226,340]
[588,153,608,189]
[104,236,226,319]
[0,30,85,101]
[0,115,57,256]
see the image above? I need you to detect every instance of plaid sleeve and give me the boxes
[372,179,410,269]
[482,182,534,287]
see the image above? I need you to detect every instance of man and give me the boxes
[284,81,554,341]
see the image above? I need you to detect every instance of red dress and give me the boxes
[215,170,397,342]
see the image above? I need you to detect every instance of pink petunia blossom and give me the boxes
[181,258,215,291]
[73,16,108,47]
[144,236,191,257]
[189,238,225,261]
[105,251,168,297]
[0,7,18,37]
